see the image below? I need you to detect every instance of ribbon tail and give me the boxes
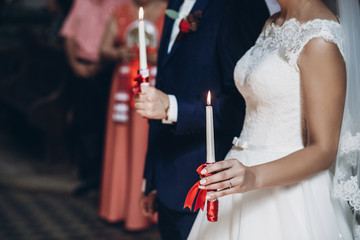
[183,164,208,211]
[196,164,207,175]
[183,181,200,211]
[133,74,143,96]
[133,85,140,95]
[194,189,207,211]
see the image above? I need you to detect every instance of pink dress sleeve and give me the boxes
[59,0,82,38]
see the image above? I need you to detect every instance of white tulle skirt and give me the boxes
[188,148,353,240]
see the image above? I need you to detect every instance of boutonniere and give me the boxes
[166,9,202,40]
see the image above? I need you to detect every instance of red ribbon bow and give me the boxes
[133,74,148,96]
[183,164,208,211]
[184,163,219,222]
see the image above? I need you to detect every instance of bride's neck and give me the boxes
[276,0,322,22]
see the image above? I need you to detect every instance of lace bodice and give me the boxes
[234,18,343,152]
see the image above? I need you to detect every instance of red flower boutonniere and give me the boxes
[166,9,202,40]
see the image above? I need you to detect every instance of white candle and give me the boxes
[206,91,215,163]
[138,7,148,70]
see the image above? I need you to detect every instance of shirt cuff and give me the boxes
[141,179,146,193]
[162,94,178,124]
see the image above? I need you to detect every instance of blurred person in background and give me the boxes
[98,0,167,231]
[60,0,125,196]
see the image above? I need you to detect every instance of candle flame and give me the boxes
[139,7,144,20]
[207,91,211,105]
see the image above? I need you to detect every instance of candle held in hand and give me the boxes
[183,92,218,222]
[206,91,215,163]
[138,7,148,70]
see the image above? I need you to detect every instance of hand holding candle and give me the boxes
[183,90,219,222]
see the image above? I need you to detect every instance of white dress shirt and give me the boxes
[167,0,197,54]
[264,0,280,16]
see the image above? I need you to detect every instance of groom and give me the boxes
[135,0,272,239]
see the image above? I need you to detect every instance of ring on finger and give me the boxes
[229,181,233,189]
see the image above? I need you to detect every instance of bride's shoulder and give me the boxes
[296,6,340,30]
[297,2,338,23]
[288,8,341,38]
[299,17,341,37]
[288,17,344,70]
[281,14,343,70]
[305,4,339,23]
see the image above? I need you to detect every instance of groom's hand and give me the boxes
[139,190,158,217]
[134,85,169,119]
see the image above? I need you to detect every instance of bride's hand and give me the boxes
[198,159,258,200]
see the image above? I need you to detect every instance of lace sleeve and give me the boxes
[285,19,344,71]
[255,15,280,46]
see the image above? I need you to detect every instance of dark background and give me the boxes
[0,1,160,239]
[0,0,73,163]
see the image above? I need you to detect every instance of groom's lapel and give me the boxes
[160,0,209,71]
[157,0,183,70]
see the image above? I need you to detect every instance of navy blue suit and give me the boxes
[144,0,269,238]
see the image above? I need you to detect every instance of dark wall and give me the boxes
[0,0,74,162]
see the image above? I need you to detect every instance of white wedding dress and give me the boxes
[188,19,353,240]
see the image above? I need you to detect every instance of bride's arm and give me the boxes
[200,38,346,200]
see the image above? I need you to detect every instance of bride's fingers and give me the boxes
[206,187,237,200]
[202,159,236,175]
[201,162,245,186]
[199,177,242,191]
[200,169,237,187]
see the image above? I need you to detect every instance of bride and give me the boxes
[188,0,360,239]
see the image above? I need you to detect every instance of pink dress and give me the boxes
[60,0,125,62]
[99,2,165,231]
